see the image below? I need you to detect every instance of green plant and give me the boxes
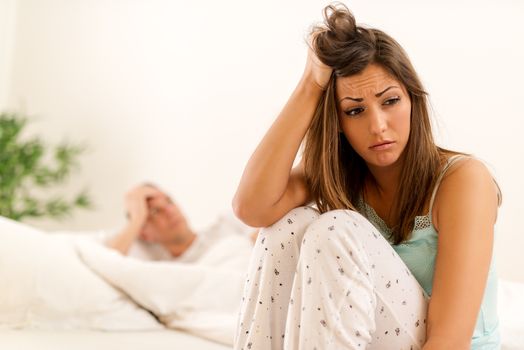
[0,112,91,221]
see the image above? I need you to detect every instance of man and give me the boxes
[106,183,257,262]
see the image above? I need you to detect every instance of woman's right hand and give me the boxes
[303,33,333,91]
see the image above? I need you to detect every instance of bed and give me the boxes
[0,216,522,349]
[0,329,231,350]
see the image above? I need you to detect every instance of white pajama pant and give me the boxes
[234,206,429,350]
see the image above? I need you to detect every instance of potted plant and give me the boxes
[0,112,91,221]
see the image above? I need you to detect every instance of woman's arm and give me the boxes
[232,41,332,228]
[423,158,499,349]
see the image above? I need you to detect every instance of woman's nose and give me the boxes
[368,108,387,135]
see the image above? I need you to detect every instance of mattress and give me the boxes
[0,329,232,350]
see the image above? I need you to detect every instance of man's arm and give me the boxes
[106,221,142,255]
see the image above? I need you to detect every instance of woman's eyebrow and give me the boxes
[339,86,399,103]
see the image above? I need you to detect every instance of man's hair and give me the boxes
[142,182,174,204]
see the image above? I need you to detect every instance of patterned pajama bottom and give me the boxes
[234,206,429,350]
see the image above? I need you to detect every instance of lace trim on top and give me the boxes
[357,197,432,243]
[356,155,470,242]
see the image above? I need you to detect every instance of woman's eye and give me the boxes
[344,107,365,116]
[384,97,400,105]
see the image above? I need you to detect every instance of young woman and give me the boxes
[232,3,501,350]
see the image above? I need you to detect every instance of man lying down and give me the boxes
[72,183,257,345]
[105,183,258,263]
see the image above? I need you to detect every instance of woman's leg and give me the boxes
[284,209,428,350]
[234,206,320,350]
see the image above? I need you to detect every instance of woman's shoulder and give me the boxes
[439,155,499,195]
[431,154,500,230]
[441,154,489,177]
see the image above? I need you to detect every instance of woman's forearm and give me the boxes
[232,74,323,225]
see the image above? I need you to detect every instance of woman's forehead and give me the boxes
[336,64,400,98]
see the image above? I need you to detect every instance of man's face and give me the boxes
[138,193,189,244]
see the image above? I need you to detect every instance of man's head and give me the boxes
[137,184,190,244]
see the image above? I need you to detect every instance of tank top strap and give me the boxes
[428,154,470,216]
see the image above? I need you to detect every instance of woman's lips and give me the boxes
[369,141,395,151]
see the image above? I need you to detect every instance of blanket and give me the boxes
[75,233,253,345]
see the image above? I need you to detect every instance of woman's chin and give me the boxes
[365,153,402,169]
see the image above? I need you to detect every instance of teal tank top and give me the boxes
[357,155,501,349]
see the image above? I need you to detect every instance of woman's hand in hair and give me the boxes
[303,32,333,91]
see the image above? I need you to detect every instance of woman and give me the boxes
[232,3,501,350]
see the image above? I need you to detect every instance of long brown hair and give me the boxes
[303,3,450,244]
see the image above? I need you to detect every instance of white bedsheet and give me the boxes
[0,329,231,350]
[498,279,524,349]
[75,234,253,346]
[0,215,251,347]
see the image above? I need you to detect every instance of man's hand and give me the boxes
[106,184,164,255]
[125,184,163,229]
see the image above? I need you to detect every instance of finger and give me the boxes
[306,28,328,50]
[142,187,165,200]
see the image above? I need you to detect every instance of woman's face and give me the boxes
[336,63,411,171]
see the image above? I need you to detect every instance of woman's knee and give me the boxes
[254,206,320,250]
[300,209,372,255]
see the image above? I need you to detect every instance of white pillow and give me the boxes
[0,216,163,331]
[76,234,253,345]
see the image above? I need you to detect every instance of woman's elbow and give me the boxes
[232,194,272,228]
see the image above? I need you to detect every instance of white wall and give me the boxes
[3,0,524,282]
[0,0,16,109]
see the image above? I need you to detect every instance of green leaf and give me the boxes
[0,112,93,222]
